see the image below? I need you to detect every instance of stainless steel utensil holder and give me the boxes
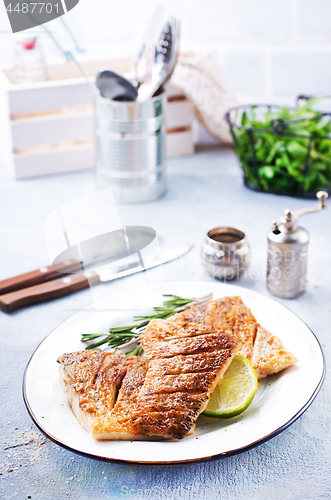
[95,91,166,203]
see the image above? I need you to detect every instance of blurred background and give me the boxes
[1,0,330,107]
[2,0,331,186]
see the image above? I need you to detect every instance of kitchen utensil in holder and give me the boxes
[95,90,166,203]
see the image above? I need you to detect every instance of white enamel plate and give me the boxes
[23,282,325,464]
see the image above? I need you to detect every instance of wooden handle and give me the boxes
[0,260,83,296]
[0,271,100,313]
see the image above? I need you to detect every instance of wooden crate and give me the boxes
[0,58,195,179]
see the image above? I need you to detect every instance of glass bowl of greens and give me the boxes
[225,97,331,197]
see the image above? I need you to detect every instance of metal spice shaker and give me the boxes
[267,191,329,298]
[201,227,251,281]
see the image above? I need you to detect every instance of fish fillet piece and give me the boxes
[91,357,150,440]
[141,319,236,359]
[132,320,239,439]
[170,303,210,325]
[207,297,257,359]
[251,326,299,379]
[231,301,258,360]
[58,351,132,435]
[174,297,257,360]
[173,296,298,378]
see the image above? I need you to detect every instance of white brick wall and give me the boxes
[185,0,292,44]
[297,0,331,43]
[271,52,331,96]
[215,0,331,105]
[224,52,266,93]
[1,0,331,108]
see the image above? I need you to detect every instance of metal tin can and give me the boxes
[95,91,166,203]
[201,227,251,280]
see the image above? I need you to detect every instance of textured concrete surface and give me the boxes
[0,147,330,500]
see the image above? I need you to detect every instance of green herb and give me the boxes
[81,293,212,355]
[231,99,331,194]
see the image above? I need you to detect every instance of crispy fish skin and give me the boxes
[145,351,235,375]
[199,297,257,360]
[132,320,239,439]
[172,297,241,330]
[91,357,150,440]
[205,296,241,331]
[58,351,132,435]
[251,326,299,379]
[142,320,236,359]
[174,296,297,378]
[132,410,195,440]
[231,301,257,360]
[58,351,106,392]
[173,297,256,360]
[170,303,209,325]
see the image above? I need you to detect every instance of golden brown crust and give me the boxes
[146,351,236,375]
[135,391,208,413]
[132,410,195,440]
[58,351,130,417]
[175,298,257,361]
[205,296,241,330]
[91,357,149,439]
[59,351,151,439]
[58,351,106,391]
[251,326,298,379]
[172,296,297,376]
[171,303,210,325]
[231,302,257,360]
[142,320,238,359]
[132,320,239,439]
[205,297,257,360]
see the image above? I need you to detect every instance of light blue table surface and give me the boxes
[0,147,330,500]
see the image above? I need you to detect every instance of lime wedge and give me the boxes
[203,355,258,419]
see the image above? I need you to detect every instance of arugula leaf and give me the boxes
[230,100,331,194]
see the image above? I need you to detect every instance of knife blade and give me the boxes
[96,243,192,282]
[0,227,161,295]
[0,243,193,313]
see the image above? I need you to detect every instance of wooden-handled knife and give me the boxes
[0,259,82,295]
[0,244,192,313]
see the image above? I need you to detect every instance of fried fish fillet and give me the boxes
[207,297,257,360]
[173,296,257,360]
[91,356,149,440]
[173,297,297,379]
[58,351,128,432]
[131,320,240,439]
[58,351,148,439]
[251,326,298,379]
[59,296,298,441]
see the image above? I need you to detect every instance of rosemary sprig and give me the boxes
[81,293,212,355]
